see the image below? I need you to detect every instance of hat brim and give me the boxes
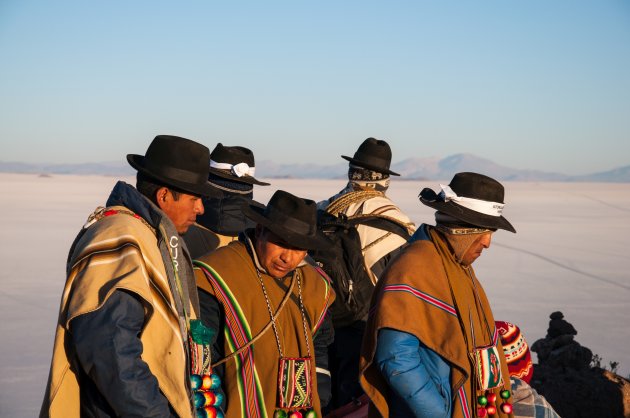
[207,166,270,186]
[341,155,400,176]
[127,154,222,198]
[242,204,330,250]
[419,188,516,233]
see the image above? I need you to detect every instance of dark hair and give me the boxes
[136,172,181,205]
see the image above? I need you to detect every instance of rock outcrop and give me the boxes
[531,312,630,418]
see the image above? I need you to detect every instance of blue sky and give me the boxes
[1,1,629,175]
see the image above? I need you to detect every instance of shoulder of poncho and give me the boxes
[380,240,444,286]
[299,263,332,290]
[195,240,250,270]
[63,207,169,329]
[70,206,157,263]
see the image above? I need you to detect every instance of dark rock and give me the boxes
[532,365,629,418]
[546,310,577,339]
[545,341,592,371]
[530,312,630,417]
[532,311,587,370]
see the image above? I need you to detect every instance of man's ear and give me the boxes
[155,187,169,209]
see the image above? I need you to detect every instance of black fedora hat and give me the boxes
[419,172,516,233]
[208,143,270,186]
[341,137,400,176]
[127,135,222,198]
[243,190,330,250]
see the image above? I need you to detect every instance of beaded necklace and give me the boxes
[255,269,317,418]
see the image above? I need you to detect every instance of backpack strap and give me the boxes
[348,214,412,240]
[320,213,411,241]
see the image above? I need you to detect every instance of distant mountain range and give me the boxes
[2,153,629,182]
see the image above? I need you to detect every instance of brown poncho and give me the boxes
[195,239,335,418]
[360,227,513,418]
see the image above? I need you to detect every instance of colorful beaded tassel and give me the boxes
[192,373,224,418]
[477,389,512,416]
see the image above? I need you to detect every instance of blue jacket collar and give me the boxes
[105,181,163,230]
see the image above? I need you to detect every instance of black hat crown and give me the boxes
[243,190,329,250]
[449,172,506,204]
[208,143,269,186]
[341,137,400,176]
[419,172,516,233]
[127,135,221,197]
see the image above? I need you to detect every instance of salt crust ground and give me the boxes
[1,173,629,417]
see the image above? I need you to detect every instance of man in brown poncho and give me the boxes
[360,172,517,418]
[194,190,336,418]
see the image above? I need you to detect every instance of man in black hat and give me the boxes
[318,137,415,409]
[359,172,517,418]
[184,143,270,259]
[194,190,336,417]
[41,135,221,418]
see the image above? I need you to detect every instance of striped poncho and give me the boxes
[195,238,334,418]
[41,199,197,418]
[359,228,513,418]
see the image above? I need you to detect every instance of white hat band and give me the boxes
[439,184,504,217]
[210,160,256,178]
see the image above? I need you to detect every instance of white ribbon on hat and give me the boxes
[210,160,256,178]
[439,184,504,217]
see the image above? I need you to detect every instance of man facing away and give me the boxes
[318,137,415,408]
[360,172,517,418]
[40,135,221,418]
[194,190,336,418]
[184,143,270,259]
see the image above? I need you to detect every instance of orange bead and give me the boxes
[203,406,217,418]
[203,391,216,406]
[201,375,213,390]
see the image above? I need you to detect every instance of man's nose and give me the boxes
[279,248,301,264]
[480,233,492,248]
[195,198,204,215]
[280,247,296,261]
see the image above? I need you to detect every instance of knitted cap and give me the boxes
[496,321,534,384]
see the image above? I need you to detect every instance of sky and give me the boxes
[1,1,629,176]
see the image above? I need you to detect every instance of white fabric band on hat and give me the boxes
[439,184,504,217]
[210,160,256,178]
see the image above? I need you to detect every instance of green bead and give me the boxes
[478,395,488,406]
[209,374,221,390]
[193,392,206,408]
[304,410,317,418]
[190,374,203,390]
[500,389,511,399]
[274,410,288,418]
